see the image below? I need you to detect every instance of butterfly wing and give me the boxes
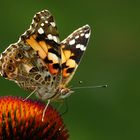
[19,10,61,75]
[60,25,91,85]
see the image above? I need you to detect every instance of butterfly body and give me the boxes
[0,10,91,101]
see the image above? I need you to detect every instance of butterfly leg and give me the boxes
[23,88,38,101]
[42,99,51,122]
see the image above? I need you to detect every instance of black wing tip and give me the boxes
[33,10,52,20]
[36,9,51,14]
[84,24,91,29]
[82,24,91,32]
[74,24,91,38]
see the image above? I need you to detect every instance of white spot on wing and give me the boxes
[69,39,75,45]
[76,44,86,51]
[47,34,59,43]
[75,35,79,39]
[53,36,58,43]
[45,20,48,24]
[41,23,44,27]
[41,16,45,19]
[38,28,44,34]
[47,34,53,40]
[80,33,84,36]
[85,33,90,38]
[50,22,56,27]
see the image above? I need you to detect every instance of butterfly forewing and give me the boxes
[60,25,91,85]
[22,10,60,44]
[20,10,61,75]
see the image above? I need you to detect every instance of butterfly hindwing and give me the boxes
[60,24,91,85]
[19,10,61,75]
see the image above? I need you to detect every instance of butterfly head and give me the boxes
[51,86,74,100]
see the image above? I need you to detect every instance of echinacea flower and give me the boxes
[0,96,69,140]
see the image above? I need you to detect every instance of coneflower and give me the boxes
[0,96,69,140]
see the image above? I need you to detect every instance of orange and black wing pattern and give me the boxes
[60,25,91,85]
[20,10,61,75]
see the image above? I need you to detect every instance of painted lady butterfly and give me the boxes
[0,10,91,115]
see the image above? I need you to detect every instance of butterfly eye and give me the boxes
[7,64,15,72]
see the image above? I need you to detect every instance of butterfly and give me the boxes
[0,10,91,119]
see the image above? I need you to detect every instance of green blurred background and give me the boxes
[0,0,140,140]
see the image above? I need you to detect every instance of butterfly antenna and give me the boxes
[42,99,51,122]
[72,85,107,90]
